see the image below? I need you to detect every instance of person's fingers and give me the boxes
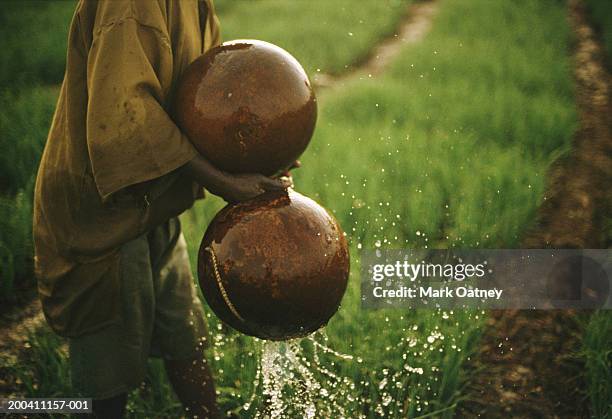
[278,175,294,188]
[279,176,293,188]
[259,176,286,191]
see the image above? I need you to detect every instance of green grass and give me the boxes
[216,0,410,75]
[4,326,183,417]
[0,87,59,299]
[0,87,60,194]
[0,0,73,300]
[0,187,34,297]
[0,1,75,87]
[586,0,612,67]
[6,326,71,398]
[298,0,576,251]
[580,311,612,418]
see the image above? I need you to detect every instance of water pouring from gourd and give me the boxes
[175,39,352,416]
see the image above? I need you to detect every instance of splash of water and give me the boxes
[241,333,365,418]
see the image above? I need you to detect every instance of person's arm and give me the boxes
[85,14,295,205]
[84,15,202,202]
[183,154,291,203]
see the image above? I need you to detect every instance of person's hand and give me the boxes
[184,154,294,203]
[216,172,291,203]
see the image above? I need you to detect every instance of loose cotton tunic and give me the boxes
[33,0,220,337]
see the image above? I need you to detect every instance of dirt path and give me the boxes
[0,298,44,394]
[523,2,611,249]
[0,287,46,366]
[458,0,611,417]
[0,299,44,361]
[312,0,438,90]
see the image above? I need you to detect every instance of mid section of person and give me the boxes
[33,1,291,417]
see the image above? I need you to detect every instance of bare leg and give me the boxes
[92,393,127,418]
[165,354,218,418]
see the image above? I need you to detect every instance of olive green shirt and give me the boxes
[33,0,220,337]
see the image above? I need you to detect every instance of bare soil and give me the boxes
[0,298,44,395]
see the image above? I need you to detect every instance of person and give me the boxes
[33,1,293,417]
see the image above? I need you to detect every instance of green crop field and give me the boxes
[1,0,609,417]
[581,311,612,419]
[216,0,408,75]
[0,0,74,299]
